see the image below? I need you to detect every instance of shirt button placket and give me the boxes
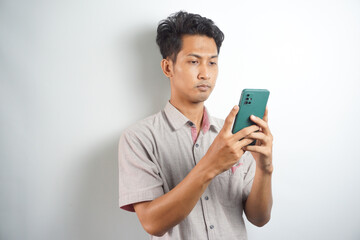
[202,193,214,238]
[193,133,201,164]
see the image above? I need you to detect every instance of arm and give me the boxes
[134,106,259,236]
[243,107,274,227]
[243,165,273,226]
[133,159,214,237]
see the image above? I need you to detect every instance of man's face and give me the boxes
[166,35,218,105]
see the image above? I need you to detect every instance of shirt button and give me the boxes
[204,196,209,200]
[210,225,214,229]
[195,143,199,148]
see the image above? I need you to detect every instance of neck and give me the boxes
[169,98,204,128]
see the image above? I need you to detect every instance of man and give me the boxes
[118,11,273,239]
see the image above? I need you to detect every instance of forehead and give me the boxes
[178,35,218,57]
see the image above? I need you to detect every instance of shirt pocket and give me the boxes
[212,169,244,208]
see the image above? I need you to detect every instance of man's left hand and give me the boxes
[243,107,273,174]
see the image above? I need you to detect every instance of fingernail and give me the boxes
[234,105,239,110]
[251,115,256,119]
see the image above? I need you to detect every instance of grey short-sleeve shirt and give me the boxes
[118,102,256,240]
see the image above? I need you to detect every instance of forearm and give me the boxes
[135,159,215,236]
[244,164,273,227]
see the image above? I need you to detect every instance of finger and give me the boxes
[235,138,255,149]
[243,145,270,156]
[263,106,269,123]
[233,124,260,141]
[223,105,239,132]
[250,114,271,135]
[245,132,271,145]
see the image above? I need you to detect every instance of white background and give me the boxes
[1,0,360,239]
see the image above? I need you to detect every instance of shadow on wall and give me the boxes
[132,27,171,118]
[70,136,148,240]
[68,29,168,239]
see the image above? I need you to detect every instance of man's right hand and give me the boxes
[202,105,260,177]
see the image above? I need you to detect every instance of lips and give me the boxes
[196,84,211,91]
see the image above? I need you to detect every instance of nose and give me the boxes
[198,64,210,80]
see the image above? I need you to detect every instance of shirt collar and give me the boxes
[204,106,221,133]
[163,101,220,133]
[163,101,189,131]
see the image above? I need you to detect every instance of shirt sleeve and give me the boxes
[118,129,164,212]
[242,151,256,202]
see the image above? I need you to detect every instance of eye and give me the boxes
[209,61,217,65]
[190,60,198,64]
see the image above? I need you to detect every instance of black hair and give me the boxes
[156,11,225,62]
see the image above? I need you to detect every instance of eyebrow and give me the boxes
[187,53,218,59]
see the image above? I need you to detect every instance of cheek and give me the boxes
[174,64,190,78]
[177,66,197,81]
[173,68,193,89]
[211,68,218,80]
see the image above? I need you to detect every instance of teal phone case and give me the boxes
[231,89,270,145]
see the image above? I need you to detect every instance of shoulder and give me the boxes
[120,110,166,145]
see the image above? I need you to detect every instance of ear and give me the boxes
[161,58,174,78]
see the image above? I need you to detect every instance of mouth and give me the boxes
[196,84,211,92]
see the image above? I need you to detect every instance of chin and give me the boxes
[191,94,210,103]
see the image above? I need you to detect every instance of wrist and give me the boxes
[257,163,274,175]
[195,157,218,182]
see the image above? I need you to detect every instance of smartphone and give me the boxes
[232,89,270,145]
